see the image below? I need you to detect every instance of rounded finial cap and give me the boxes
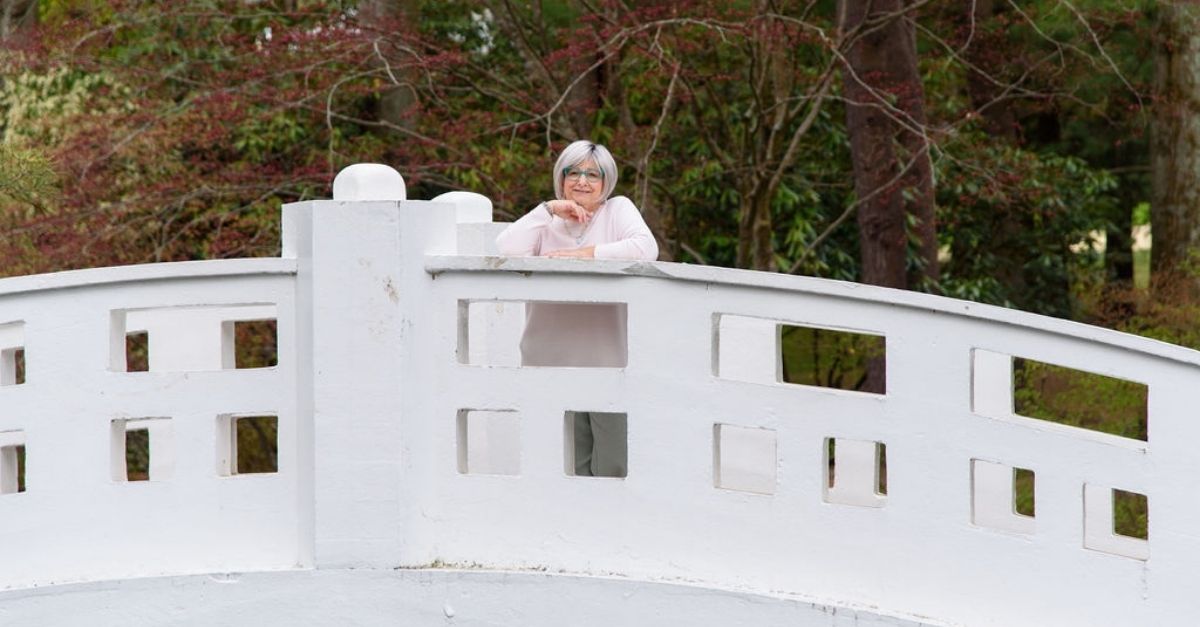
[431,191,493,223]
[332,164,406,201]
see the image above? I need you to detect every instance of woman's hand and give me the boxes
[546,199,590,223]
[545,246,596,259]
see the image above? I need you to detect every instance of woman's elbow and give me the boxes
[637,234,659,261]
[633,227,662,258]
[494,231,528,256]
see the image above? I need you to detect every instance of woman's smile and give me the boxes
[567,159,604,211]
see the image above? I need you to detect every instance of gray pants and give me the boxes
[572,412,627,477]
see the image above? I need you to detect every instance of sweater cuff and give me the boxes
[593,242,619,259]
[530,203,553,224]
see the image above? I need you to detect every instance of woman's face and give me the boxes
[563,158,605,211]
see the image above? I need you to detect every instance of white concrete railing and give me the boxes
[414,255,1200,627]
[2,164,1199,626]
[0,259,303,588]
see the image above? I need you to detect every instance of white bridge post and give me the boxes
[284,164,456,568]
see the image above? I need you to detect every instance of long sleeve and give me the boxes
[495,204,552,256]
[593,197,659,261]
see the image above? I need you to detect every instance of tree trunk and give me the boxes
[1152,2,1200,293]
[735,187,757,270]
[840,0,937,290]
[736,185,776,271]
[0,0,36,42]
[898,84,938,288]
[565,56,601,140]
[362,0,421,140]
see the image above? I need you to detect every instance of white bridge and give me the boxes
[0,165,1195,626]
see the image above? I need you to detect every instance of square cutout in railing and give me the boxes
[565,411,627,478]
[713,424,776,495]
[970,459,1035,534]
[1113,488,1148,540]
[125,332,150,372]
[111,418,173,482]
[125,429,149,481]
[1013,357,1147,442]
[1,348,24,385]
[1084,484,1149,560]
[0,321,26,385]
[217,414,278,476]
[824,437,886,507]
[458,300,628,367]
[0,431,25,495]
[1015,467,1036,518]
[224,319,278,369]
[456,409,520,476]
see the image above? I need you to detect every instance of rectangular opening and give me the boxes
[780,324,886,393]
[0,347,24,385]
[0,322,24,385]
[565,411,627,478]
[459,300,627,367]
[1014,467,1035,517]
[0,440,25,495]
[1084,483,1148,559]
[877,442,888,495]
[456,409,520,476]
[713,424,777,494]
[970,459,1035,533]
[824,437,886,507]
[1013,358,1147,441]
[111,418,173,482]
[15,446,24,493]
[826,438,835,488]
[234,415,278,475]
[117,305,278,372]
[125,428,150,481]
[125,332,150,372]
[229,319,278,369]
[1113,489,1148,540]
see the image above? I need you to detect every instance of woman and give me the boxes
[495,140,658,260]
[495,140,658,478]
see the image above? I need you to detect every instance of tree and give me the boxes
[0,143,57,209]
[0,0,1147,326]
[840,0,937,289]
[1152,1,1200,293]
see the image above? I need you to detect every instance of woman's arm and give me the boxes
[495,203,553,256]
[593,197,659,261]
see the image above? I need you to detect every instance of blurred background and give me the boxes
[2,1,1191,533]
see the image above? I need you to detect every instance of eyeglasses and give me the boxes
[563,167,604,184]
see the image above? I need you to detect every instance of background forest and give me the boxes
[1,3,1198,374]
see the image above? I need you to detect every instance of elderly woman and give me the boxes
[495,140,657,260]
[495,140,658,478]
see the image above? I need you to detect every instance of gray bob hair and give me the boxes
[553,140,618,201]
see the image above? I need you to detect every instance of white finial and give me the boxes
[431,191,494,223]
[332,164,406,201]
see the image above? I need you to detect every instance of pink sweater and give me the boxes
[494,195,658,367]
[494,195,659,260]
